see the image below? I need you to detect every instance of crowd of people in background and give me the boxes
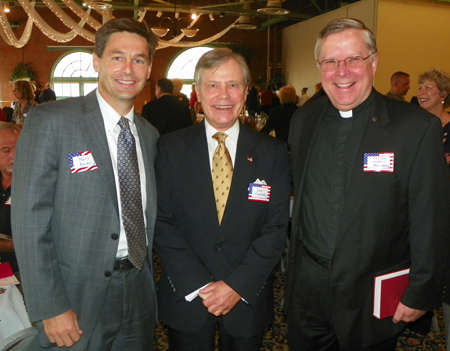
[0,80,56,124]
[1,15,450,351]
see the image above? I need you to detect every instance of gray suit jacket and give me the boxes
[12,90,158,347]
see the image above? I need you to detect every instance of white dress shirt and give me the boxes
[96,90,147,258]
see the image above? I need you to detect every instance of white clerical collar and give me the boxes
[339,110,353,118]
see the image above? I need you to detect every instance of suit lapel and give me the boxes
[291,100,327,222]
[135,115,157,227]
[78,92,119,213]
[186,122,219,224]
[335,92,392,248]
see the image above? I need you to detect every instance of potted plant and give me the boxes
[10,63,35,81]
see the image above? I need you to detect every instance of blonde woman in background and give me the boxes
[12,80,38,125]
[418,69,450,164]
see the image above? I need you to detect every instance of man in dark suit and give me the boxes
[284,18,450,350]
[42,82,57,102]
[142,78,192,135]
[154,48,290,351]
[12,18,159,350]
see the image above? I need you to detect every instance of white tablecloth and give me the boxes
[0,285,31,343]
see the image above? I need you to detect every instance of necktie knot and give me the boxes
[118,116,130,130]
[213,132,228,144]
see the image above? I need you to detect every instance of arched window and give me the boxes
[167,46,212,96]
[51,51,98,99]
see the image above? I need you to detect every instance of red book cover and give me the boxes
[0,261,13,278]
[373,268,410,319]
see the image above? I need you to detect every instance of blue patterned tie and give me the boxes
[117,117,147,270]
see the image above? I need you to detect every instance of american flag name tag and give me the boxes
[363,153,394,172]
[69,151,98,174]
[248,179,271,202]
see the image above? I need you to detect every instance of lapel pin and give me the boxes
[247,157,253,162]
[372,117,378,122]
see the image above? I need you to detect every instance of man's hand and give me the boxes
[199,281,241,317]
[392,302,425,323]
[43,309,83,347]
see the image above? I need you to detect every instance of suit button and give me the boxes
[104,271,112,278]
[215,245,222,252]
[111,233,119,240]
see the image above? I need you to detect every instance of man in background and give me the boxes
[386,71,410,101]
[142,78,192,135]
[285,18,449,350]
[12,18,159,350]
[0,123,21,275]
[171,78,189,107]
[42,82,57,102]
[154,48,290,351]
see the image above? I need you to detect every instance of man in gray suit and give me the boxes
[12,18,159,350]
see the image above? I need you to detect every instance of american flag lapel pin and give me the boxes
[247,156,253,162]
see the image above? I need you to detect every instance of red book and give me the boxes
[373,268,410,319]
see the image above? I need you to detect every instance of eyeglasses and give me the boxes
[318,53,374,72]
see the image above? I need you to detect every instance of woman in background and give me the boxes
[260,85,298,144]
[418,69,450,165]
[11,80,38,125]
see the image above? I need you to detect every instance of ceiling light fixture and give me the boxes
[234,15,257,30]
[209,13,214,21]
[151,16,198,38]
[257,0,290,15]
[156,10,162,18]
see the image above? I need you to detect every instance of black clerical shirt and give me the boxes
[300,94,374,260]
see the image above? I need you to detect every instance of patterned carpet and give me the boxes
[152,252,447,350]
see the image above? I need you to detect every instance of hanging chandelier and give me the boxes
[0,0,239,49]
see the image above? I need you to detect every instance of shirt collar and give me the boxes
[204,118,240,143]
[96,89,135,130]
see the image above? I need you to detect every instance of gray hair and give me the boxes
[194,48,251,87]
[315,18,377,62]
[0,122,21,134]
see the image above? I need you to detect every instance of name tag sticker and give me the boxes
[69,151,98,174]
[248,179,271,202]
[363,153,394,172]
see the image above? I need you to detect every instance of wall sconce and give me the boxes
[151,16,199,38]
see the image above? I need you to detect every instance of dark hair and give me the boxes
[194,48,251,87]
[158,78,174,94]
[390,71,410,83]
[94,18,158,63]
